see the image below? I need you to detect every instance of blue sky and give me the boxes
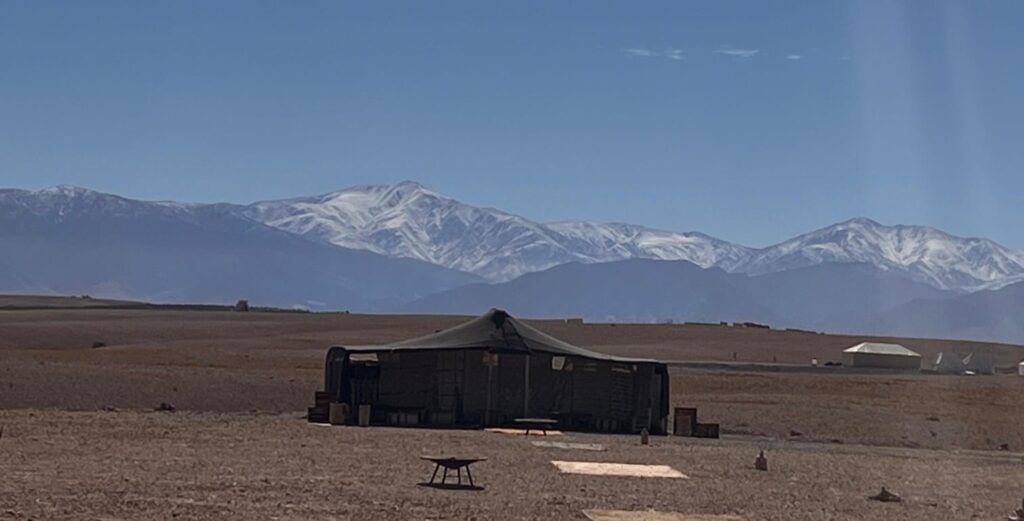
[2,1,1022,248]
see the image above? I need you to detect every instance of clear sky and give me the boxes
[2,1,1022,248]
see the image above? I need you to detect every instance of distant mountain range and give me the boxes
[242,181,751,283]
[245,181,1024,291]
[2,182,1023,344]
[0,186,479,310]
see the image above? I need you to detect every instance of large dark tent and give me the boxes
[316,309,670,434]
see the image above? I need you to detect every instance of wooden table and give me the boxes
[420,456,487,487]
[513,418,558,436]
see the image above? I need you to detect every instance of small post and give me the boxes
[640,428,649,445]
[755,450,768,471]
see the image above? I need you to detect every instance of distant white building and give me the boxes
[1018,361,1024,377]
[842,342,922,370]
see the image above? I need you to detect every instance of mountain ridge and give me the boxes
[239,181,1024,291]
[7,182,1024,292]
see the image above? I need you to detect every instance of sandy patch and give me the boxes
[533,440,605,451]
[584,511,744,521]
[551,461,688,479]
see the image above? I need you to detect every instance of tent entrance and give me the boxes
[433,351,465,425]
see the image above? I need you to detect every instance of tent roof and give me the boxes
[843,342,921,357]
[338,308,660,364]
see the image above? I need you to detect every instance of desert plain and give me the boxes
[2,300,1023,520]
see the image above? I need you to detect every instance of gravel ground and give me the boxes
[1,410,1022,521]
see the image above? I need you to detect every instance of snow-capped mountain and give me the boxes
[242,182,1024,291]
[242,181,750,282]
[0,185,479,309]
[733,218,1024,292]
[7,182,1024,295]
[546,221,752,270]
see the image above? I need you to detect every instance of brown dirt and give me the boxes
[3,303,1024,519]
[1,410,1022,521]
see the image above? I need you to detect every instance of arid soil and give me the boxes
[2,302,1024,519]
[1,410,1022,521]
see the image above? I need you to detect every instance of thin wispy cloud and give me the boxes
[664,48,685,61]
[622,48,658,58]
[714,48,760,58]
[786,54,802,60]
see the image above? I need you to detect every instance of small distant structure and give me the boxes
[933,351,965,374]
[754,450,768,471]
[233,299,249,312]
[563,318,584,325]
[842,342,921,370]
[962,351,996,375]
[1017,361,1024,377]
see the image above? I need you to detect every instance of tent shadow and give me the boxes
[417,482,484,491]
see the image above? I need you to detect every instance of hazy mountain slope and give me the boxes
[733,218,1024,292]
[399,259,784,324]
[242,182,752,282]
[0,186,479,309]
[869,281,1024,344]
[401,260,962,336]
[745,263,949,331]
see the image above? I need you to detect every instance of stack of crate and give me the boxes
[673,406,719,439]
[307,391,331,423]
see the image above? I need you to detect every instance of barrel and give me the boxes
[358,404,371,427]
[328,402,348,425]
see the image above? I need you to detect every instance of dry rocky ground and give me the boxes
[1,410,1023,521]
[2,302,1024,519]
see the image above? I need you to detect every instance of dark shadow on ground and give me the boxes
[417,482,484,491]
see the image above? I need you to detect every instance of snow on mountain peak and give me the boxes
[243,183,1024,290]
[5,181,1023,292]
[734,217,1024,291]
[38,184,94,197]
[244,182,750,281]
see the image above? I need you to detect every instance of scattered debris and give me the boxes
[789,430,803,437]
[155,402,176,412]
[869,487,902,503]
[926,416,940,422]
[754,451,768,471]
[999,443,1010,451]
[91,341,107,348]
[101,406,118,412]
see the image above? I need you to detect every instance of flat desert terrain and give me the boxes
[2,300,1024,520]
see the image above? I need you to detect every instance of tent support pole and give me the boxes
[523,355,530,417]
[485,363,493,426]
